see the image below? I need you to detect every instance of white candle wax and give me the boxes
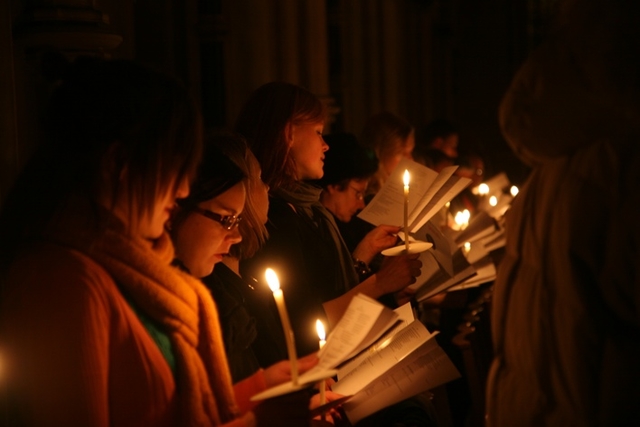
[266,268,298,384]
[403,170,410,253]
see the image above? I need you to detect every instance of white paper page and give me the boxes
[478,171,511,195]
[409,250,441,291]
[337,303,416,379]
[415,249,476,302]
[408,165,458,226]
[485,194,513,219]
[342,339,461,424]
[452,210,498,245]
[393,301,415,324]
[447,262,497,291]
[342,307,399,361]
[416,265,477,301]
[300,294,387,382]
[331,320,437,396]
[410,175,472,232]
[357,158,438,227]
[464,240,489,265]
[412,220,455,276]
[482,231,506,252]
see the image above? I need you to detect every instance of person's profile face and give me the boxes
[173,182,245,278]
[325,178,367,223]
[290,121,329,180]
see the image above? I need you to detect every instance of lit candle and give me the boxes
[478,183,489,195]
[454,209,470,230]
[316,319,326,410]
[265,268,298,384]
[510,185,519,197]
[489,195,498,207]
[464,241,471,254]
[316,319,326,349]
[403,169,410,253]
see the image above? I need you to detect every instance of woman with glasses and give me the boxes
[317,133,402,283]
[169,134,334,422]
[0,58,285,427]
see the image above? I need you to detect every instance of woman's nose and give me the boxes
[228,227,243,244]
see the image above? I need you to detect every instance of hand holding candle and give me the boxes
[403,169,410,253]
[266,268,298,385]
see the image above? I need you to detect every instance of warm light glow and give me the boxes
[478,183,490,195]
[454,209,471,227]
[464,242,471,254]
[445,202,450,208]
[403,170,410,187]
[510,185,519,197]
[489,196,498,207]
[265,268,280,292]
[316,319,326,342]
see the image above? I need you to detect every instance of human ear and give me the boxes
[284,122,294,147]
[326,184,341,195]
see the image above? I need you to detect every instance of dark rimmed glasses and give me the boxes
[191,206,242,230]
[349,186,365,201]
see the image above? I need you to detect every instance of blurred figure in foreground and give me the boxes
[486,0,640,425]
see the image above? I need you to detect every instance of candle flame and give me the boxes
[454,209,470,226]
[478,183,489,195]
[510,185,519,197]
[489,196,498,206]
[316,319,326,341]
[265,268,280,292]
[464,242,471,253]
[403,169,410,187]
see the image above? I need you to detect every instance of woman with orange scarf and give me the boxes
[0,58,310,426]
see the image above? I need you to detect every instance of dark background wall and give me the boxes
[0,0,559,207]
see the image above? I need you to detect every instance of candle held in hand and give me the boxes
[265,268,299,384]
[403,169,410,253]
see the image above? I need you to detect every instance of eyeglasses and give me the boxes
[191,206,242,230]
[349,186,365,201]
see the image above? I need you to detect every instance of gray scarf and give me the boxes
[274,181,359,294]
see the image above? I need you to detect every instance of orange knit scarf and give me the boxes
[44,199,240,426]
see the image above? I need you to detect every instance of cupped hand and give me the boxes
[374,253,422,294]
[263,352,320,387]
[352,224,400,264]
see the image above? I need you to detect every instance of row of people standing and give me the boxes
[0,59,325,426]
[0,58,432,426]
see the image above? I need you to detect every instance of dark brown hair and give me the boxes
[0,58,202,264]
[234,82,326,191]
[209,132,268,259]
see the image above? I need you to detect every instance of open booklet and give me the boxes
[251,293,459,415]
[409,220,476,301]
[357,157,472,234]
[331,303,460,424]
[409,219,503,301]
[251,293,402,401]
